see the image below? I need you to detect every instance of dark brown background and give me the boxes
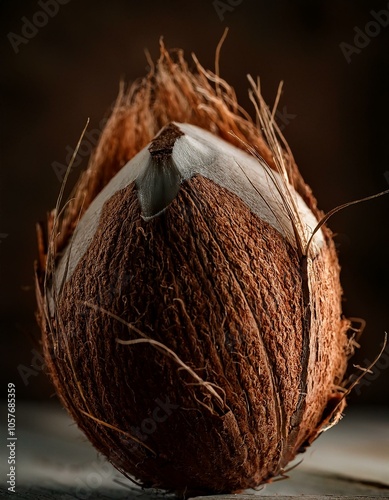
[0,0,388,405]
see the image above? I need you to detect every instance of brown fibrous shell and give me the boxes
[35,43,352,496]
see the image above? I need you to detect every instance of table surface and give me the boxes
[0,402,388,499]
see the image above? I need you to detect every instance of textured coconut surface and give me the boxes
[38,175,349,492]
[0,402,388,499]
[35,47,352,493]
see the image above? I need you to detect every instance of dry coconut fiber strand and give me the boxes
[35,40,361,496]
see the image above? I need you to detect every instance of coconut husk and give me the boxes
[35,42,353,496]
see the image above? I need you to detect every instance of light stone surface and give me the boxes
[0,402,388,499]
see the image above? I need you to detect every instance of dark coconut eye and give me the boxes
[35,42,353,497]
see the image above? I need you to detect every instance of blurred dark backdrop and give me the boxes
[0,0,388,405]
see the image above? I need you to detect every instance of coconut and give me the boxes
[35,43,352,496]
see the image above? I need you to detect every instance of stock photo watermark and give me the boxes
[7,0,71,54]
[36,456,119,500]
[275,106,296,132]
[124,396,179,451]
[213,0,243,22]
[17,348,46,386]
[339,4,389,63]
[70,458,116,500]
[5,383,17,493]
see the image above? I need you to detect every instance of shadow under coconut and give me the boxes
[0,485,153,500]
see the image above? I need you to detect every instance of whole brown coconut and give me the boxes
[35,43,353,496]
